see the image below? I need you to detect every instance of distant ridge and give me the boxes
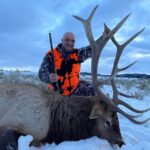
[0,70,150,79]
[80,72,150,78]
[117,73,150,78]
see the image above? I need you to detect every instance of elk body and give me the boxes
[0,5,149,149]
[0,82,124,147]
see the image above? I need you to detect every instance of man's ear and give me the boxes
[89,105,103,119]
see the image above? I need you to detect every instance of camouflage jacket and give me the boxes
[38,43,92,83]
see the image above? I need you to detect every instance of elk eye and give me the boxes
[105,120,111,127]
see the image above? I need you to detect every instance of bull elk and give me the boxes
[0,5,149,149]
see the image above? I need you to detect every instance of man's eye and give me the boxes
[65,39,70,42]
[64,39,75,43]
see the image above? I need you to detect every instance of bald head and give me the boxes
[62,32,75,39]
[61,32,75,51]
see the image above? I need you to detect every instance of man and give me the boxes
[38,32,95,96]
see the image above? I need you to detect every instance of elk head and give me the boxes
[89,96,124,146]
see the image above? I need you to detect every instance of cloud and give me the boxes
[128,52,150,59]
[0,0,149,75]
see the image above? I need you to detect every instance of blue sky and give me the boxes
[0,0,150,74]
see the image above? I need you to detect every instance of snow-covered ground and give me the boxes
[17,78,150,150]
[18,96,150,150]
[0,71,149,150]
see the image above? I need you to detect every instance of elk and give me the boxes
[0,5,149,149]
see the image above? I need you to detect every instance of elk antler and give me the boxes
[102,24,150,113]
[107,25,150,114]
[103,24,150,113]
[73,5,130,95]
[73,5,150,124]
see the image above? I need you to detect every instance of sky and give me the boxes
[0,0,150,74]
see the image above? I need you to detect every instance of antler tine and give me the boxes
[72,5,99,45]
[72,5,98,23]
[128,117,150,124]
[111,79,135,99]
[118,91,136,98]
[114,29,144,73]
[122,28,145,48]
[100,95,150,124]
[111,28,145,75]
[96,14,131,44]
[72,16,85,22]
[88,5,99,22]
[96,14,131,53]
[111,101,150,124]
[108,14,131,41]
[118,60,137,72]
[113,98,150,113]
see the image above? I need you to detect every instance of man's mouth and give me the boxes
[65,44,73,49]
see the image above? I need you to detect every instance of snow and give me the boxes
[0,70,36,76]
[18,83,150,150]
[19,136,114,150]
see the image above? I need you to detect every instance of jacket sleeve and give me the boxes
[38,53,52,83]
[78,45,92,63]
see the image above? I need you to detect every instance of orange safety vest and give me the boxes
[47,47,80,96]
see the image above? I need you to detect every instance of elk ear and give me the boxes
[89,105,103,119]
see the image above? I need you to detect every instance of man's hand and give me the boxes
[49,73,58,83]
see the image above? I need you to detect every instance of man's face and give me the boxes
[62,32,75,51]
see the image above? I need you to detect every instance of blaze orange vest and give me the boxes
[47,48,80,96]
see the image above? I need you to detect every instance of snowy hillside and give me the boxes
[0,71,149,150]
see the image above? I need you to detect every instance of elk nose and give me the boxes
[118,139,125,147]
